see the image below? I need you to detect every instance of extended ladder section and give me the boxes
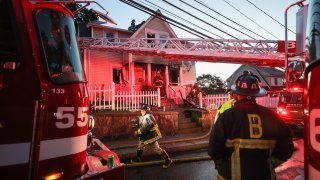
[79,38,288,67]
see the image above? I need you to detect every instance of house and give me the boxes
[226,65,285,95]
[79,11,197,105]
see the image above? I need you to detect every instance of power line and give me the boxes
[194,0,267,40]
[119,0,213,38]
[177,0,256,39]
[245,0,296,35]
[121,0,206,38]
[222,0,280,39]
[142,0,223,38]
[160,0,239,39]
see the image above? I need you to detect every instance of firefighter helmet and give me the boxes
[231,71,266,97]
[140,104,150,111]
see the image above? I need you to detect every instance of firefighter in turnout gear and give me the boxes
[131,104,173,168]
[208,72,294,180]
[214,89,236,124]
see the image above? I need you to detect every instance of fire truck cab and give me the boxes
[0,0,124,179]
[277,86,304,130]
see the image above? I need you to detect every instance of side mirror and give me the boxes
[88,115,95,131]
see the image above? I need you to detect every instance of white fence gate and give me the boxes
[199,93,279,110]
[90,83,161,111]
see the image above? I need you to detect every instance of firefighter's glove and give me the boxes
[214,160,222,170]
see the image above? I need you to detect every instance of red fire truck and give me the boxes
[304,0,320,179]
[277,86,304,130]
[0,0,124,179]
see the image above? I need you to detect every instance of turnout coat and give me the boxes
[208,99,294,180]
[137,112,162,145]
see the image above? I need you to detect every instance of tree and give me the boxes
[197,74,226,94]
[65,4,98,25]
[128,19,136,31]
[128,19,145,31]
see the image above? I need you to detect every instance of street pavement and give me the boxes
[103,131,305,179]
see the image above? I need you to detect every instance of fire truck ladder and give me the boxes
[78,38,287,67]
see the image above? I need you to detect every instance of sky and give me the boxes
[91,0,306,80]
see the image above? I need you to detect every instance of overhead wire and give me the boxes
[245,0,296,35]
[142,0,223,39]
[119,0,212,38]
[159,0,239,39]
[222,0,280,39]
[176,0,256,39]
[194,0,268,40]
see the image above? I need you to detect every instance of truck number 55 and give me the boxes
[55,107,88,129]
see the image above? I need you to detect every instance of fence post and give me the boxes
[157,88,161,107]
[111,82,115,110]
[94,85,97,111]
[199,92,203,108]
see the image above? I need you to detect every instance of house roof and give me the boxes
[87,21,134,34]
[130,9,178,38]
[226,65,284,91]
[226,65,284,82]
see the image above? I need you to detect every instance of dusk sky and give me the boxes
[92,0,305,80]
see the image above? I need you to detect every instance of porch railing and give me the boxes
[198,93,279,110]
[90,83,161,111]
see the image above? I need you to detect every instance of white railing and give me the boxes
[256,96,279,108]
[90,83,161,111]
[199,93,230,109]
[198,93,279,110]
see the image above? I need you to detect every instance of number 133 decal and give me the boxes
[55,107,88,129]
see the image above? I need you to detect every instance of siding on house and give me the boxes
[89,50,123,86]
[134,17,176,38]
[92,28,104,38]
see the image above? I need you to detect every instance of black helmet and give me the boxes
[140,104,149,111]
[231,71,266,97]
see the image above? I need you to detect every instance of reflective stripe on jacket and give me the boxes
[214,99,236,123]
[208,99,294,180]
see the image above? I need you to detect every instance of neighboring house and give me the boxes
[79,11,196,104]
[226,65,285,95]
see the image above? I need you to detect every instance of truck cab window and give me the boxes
[0,0,19,72]
[36,9,86,83]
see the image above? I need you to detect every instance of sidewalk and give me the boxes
[102,131,209,160]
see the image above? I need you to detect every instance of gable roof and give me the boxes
[130,10,178,38]
[226,65,284,82]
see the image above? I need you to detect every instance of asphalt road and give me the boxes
[124,149,217,180]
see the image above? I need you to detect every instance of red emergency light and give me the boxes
[277,107,288,116]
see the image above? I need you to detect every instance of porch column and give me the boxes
[129,53,135,92]
[165,65,169,98]
[179,65,184,86]
[147,63,152,86]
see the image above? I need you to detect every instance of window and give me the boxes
[274,77,278,86]
[0,0,20,72]
[147,33,155,47]
[106,32,115,42]
[160,35,168,44]
[113,68,121,84]
[169,67,179,85]
[36,9,86,83]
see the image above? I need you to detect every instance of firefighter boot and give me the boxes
[161,150,173,168]
[131,149,143,163]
